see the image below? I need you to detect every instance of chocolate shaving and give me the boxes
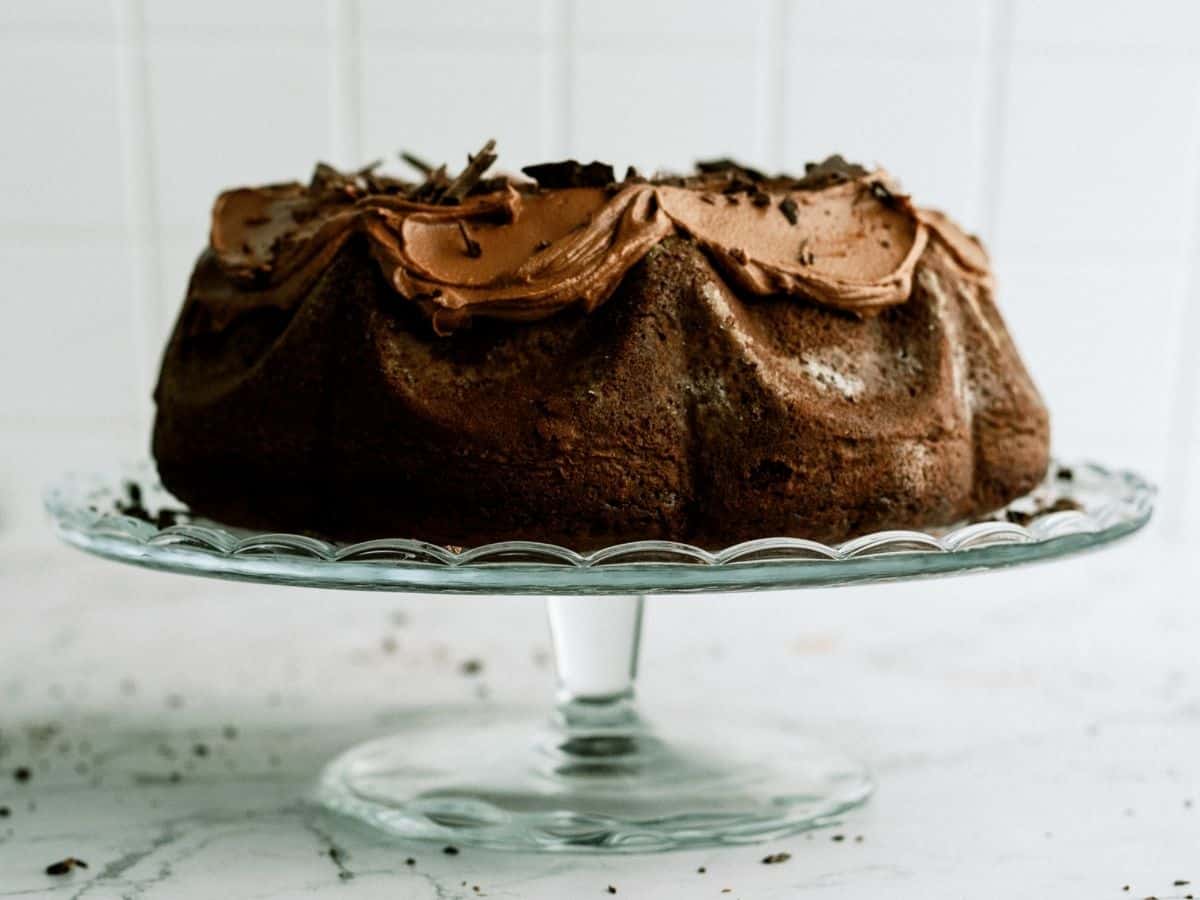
[721,175,758,196]
[793,154,869,191]
[521,159,616,190]
[308,161,344,192]
[761,852,791,864]
[751,190,771,208]
[868,179,898,207]
[778,196,799,225]
[410,164,449,203]
[399,151,434,176]
[696,158,767,182]
[700,193,716,205]
[457,222,482,258]
[796,239,815,266]
[441,139,498,204]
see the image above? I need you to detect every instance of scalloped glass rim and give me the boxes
[44,460,1154,595]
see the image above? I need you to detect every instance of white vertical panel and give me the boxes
[782,0,991,228]
[1167,96,1200,541]
[1012,0,1200,50]
[571,0,767,173]
[142,0,328,33]
[0,241,140,422]
[146,38,335,235]
[973,0,1015,243]
[997,254,1186,483]
[758,0,788,170]
[114,0,166,433]
[0,0,114,31]
[998,6,1200,535]
[994,57,1198,256]
[543,0,572,158]
[360,3,548,171]
[0,37,127,230]
[329,0,364,169]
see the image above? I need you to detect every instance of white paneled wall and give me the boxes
[1,0,1198,546]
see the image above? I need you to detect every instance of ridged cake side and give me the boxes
[153,228,1049,548]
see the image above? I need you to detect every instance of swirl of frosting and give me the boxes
[195,154,988,335]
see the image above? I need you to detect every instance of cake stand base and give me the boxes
[313,594,870,851]
[313,705,871,852]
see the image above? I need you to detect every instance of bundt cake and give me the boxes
[152,142,1050,549]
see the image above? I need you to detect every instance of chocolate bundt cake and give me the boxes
[152,142,1050,548]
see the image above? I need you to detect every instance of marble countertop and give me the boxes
[0,532,1197,898]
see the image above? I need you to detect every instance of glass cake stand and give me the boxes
[45,460,1153,852]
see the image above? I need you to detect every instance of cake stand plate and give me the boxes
[45,461,1154,852]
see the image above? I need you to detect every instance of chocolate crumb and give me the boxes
[192,743,209,758]
[459,659,484,676]
[751,190,771,208]
[728,246,748,265]
[405,857,415,866]
[762,852,791,864]
[443,845,459,855]
[534,239,551,252]
[1176,882,1191,887]
[701,193,716,205]
[607,887,617,895]
[697,866,706,873]
[0,806,9,817]
[778,195,799,225]
[832,834,845,842]
[1058,465,1074,481]
[154,508,186,529]
[14,766,31,783]
[45,858,88,876]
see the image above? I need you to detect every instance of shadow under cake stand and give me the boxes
[45,461,1153,852]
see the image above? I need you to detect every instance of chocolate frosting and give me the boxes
[196,147,989,335]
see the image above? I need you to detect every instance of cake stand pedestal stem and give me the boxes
[546,594,644,732]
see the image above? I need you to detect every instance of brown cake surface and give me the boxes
[152,145,1050,548]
